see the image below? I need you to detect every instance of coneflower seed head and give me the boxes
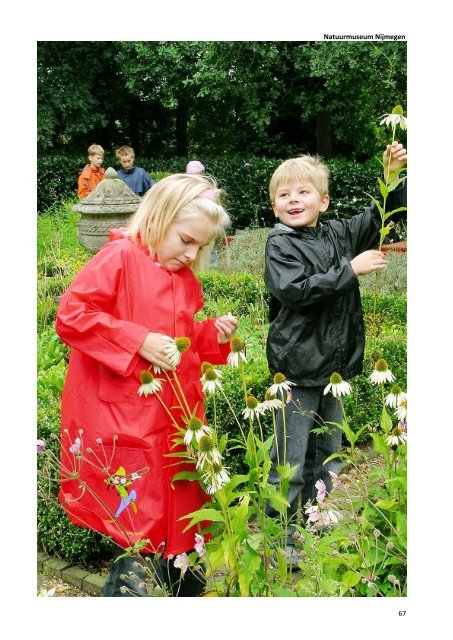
[230,336,245,352]
[246,396,259,409]
[140,370,154,384]
[201,361,213,375]
[330,372,343,384]
[273,373,286,384]
[175,337,191,353]
[390,383,402,395]
[198,435,215,452]
[375,359,389,372]
[188,417,203,431]
[204,368,218,381]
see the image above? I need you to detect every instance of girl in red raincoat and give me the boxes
[55,173,238,596]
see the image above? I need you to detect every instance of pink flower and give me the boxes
[315,479,327,502]
[328,471,347,488]
[173,553,190,575]
[69,438,81,454]
[37,438,46,454]
[194,533,205,557]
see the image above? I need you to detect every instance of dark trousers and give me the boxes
[103,548,206,597]
[266,385,343,537]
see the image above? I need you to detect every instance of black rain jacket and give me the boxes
[264,183,406,386]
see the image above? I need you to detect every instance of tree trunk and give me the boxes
[316,111,333,159]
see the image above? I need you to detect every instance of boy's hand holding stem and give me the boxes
[351,140,407,278]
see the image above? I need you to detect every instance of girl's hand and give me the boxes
[215,313,239,344]
[138,332,175,370]
[383,140,407,182]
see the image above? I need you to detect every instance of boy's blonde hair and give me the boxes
[269,154,330,201]
[127,173,230,272]
[88,144,104,157]
[115,145,135,159]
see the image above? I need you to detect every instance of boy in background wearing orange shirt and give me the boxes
[78,144,105,199]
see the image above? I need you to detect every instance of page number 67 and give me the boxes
[398,611,406,616]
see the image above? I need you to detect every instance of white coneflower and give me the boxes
[323,372,352,398]
[183,416,211,445]
[385,384,407,409]
[162,335,191,368]
[385,426,408,447]
[261,391,284,412]
[394,400,407,422]
[267,372,296,397]
[196,435,222,469]
[241,395,265,422]
[379,105,408,131]
[138,370,163,397]
[227,336,247,367]
[369,359,395,385]
[202,461,230,494]
[201,366,223,394]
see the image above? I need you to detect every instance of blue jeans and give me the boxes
[103,548,206,597]
[266,386,343,534]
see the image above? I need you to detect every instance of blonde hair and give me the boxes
[127,173,230,272]
[88,144,104,157]
[115,145,135,159]
[269,155,330,202]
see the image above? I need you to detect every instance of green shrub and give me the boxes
[38,155,405,240]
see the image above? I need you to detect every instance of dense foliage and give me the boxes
[38,41,406,160]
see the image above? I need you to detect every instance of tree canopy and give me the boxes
[38,41,406,160]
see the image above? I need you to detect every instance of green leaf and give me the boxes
[268,491,290,515]
[375,499,399,511]
[371,432,388,455]
[181,508,225,531]
[170,470,199,489]
[364,192,384,216]
[380,226,391,239]
[342,570,361,588]
[383,206,407,221]
[205,546,225,573]
[378,178,389,199]
[238,545,261,596]
[380,406,393,433]
[387,176,406,192]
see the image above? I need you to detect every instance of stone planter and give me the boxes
[73,167,142,253]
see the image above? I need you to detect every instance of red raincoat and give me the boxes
[55,231,230,557]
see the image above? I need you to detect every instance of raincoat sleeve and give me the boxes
[55,244,149,376]
[265,240,358,309]
[344,179,407,256]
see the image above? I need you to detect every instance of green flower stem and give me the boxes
[339,396,355,462]
[168,370,192,419]
[271,407,281,467]
[219,387,248,445]
[155,392,182,430]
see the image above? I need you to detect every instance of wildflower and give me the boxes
[138,370,163,397]
[194,533,205,557]
[202,461,230,494]
[369,359,395,385]
[173,552,190,575]
[394,401,407,422]
[196,435,222,469]
[385,384,407,409]
[261,391,284,412]
[244,162,252,167]
[373,529,381,538]
[328,470,347,488]
[315,479,327,502]
[201,361,214,375]
[184,416,211,445]
[37,438,46,454]
[163,336,191,368]
[379,105,408,131]
[387,574,397,584]
[323,372,352,398]
[201,367,223,394]
[242,395,265,422]
[385,426,408,448]
[227,336,247,367]
[69,437,81,454]
[386,541,394,550]
[267,373,296,398]
[38,586,56,597]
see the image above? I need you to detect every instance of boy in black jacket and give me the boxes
[264,141,407,552]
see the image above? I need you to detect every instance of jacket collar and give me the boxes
[273,222,324,238]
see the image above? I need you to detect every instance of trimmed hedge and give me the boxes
[38,154,386,230]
